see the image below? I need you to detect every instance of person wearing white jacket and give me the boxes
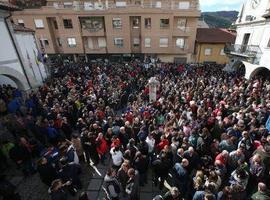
[110,146,123,168]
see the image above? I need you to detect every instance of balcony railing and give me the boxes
[48,2,200,11]
[224,44,262,58]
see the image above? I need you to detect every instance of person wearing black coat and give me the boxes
[134,151,149,186]
[152,152,171,190]
[9,143,33,176]
[58,157,82,191]
[37,157,58,186]
[49,179,69,200]
[126,168,140,200]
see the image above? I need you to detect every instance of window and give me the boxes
[176,38,185,48]
[84,2,94,10]
[133,38,140,47]
[56,38,62,47]
[135,0,141,5]
[53,2,59,9]
[145,37,151,47]
[114,38,124,47]
[220,48,226,55]
[94,2,104,9]
[160,19,169,28]
[116,1,126,7]
[34,19,44,29]
[67,38,76,47]
[133,17,140,29]
[156,1,161,8]
[53,19,58,29]
[18,19,24,26]
[112,18,122,29]
[145,18,151,28]
[63,19,73,29]
[205,48,212,56]
[98,37,107,48]
[179,2,190,9]
[39,38,49,48]
[63,2,73,8]
[177,18,186,30]
[160,37,168,47]
[87,38,94,49]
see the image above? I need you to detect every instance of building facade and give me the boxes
[0,0,47,91]
[12,0,200,63]
[195,28,236,64]
[225,0,270,79]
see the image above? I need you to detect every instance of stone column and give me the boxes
[148,77,159,103]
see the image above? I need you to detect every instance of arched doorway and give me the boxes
[250,67,270,80]
[0,66,30,90]
[232,60,246,76]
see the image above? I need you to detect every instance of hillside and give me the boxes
[201,11,239,28]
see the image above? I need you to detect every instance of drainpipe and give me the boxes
[4,13,32,90]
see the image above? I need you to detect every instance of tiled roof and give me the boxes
[12,23,34,32]
[0,1,20,11]
[196,28,236,44]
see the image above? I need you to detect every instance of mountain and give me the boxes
[201,11,239,28]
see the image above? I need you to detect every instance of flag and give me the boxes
[26,50,36,79]
[266,116,270,132]
[33,49,40,65]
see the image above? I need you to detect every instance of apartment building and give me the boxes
[12,0,200,63]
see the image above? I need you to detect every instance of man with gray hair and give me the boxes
[251,182,270,200]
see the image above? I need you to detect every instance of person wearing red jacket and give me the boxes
[156,135,169,153]
[96,133,108,165]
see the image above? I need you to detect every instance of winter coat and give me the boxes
[126,171,140,200]
[37,163,57,186]
[66,145,79,164]
[96,137,108,155]
[71,138,83,156]
[104,174,121,198]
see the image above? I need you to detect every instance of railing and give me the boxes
[224,44,262,58]
[82,26,104,32]
[174,26,192,33]
[47,2,200,11]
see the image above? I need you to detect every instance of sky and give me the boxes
[200,0,246,12]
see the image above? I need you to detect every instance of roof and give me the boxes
[0,1,20,11]
[196,28,236,44]
[12,23,34,33]
[197,20,209,28]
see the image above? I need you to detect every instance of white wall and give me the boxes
[240,0,270,23]
[15,32,47,84]
[236,22,270,70]
[0,18,24,75]
[0,75,17,87]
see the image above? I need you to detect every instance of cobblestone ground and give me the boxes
[6,155,167,200]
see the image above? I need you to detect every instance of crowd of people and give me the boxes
[0,59,270,200]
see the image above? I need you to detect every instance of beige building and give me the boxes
[12,0,200,63]
[195,28,236,64]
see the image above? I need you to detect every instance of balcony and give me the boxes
[80,17,105,36]
[48,1,200,11]
[173,27,192,36]
[224,44,262,58]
